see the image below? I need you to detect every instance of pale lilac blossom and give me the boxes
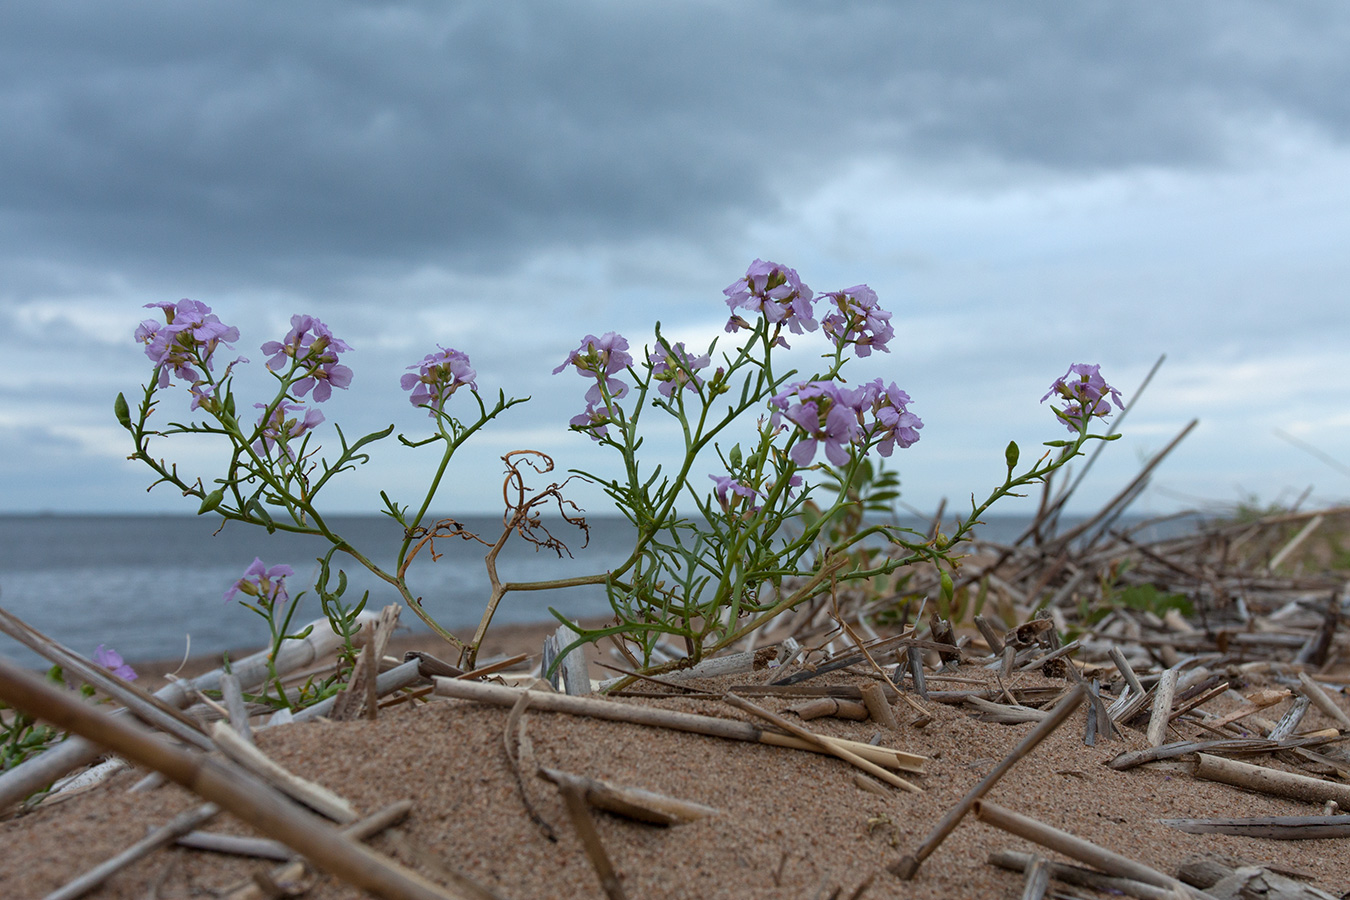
[821,285,894,357]
[722,260,816,346]
[401,346,478,416]
[136,299,241,388]
[224,558,294,607]
[709,474,761,512]
[770,381,868,467]
[260,315,353,402]
[93,644,138,681]
[253,402,324,456]
[554,333,633,437]
[649,342,710,398]
[861,379,923,456]
[1041,363,1124,432]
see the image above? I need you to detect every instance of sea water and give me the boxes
[0,512,1186,668]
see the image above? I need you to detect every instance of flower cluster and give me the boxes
[723,259,817,346]
[135,299,241,389]
[93,644,138,681]
[1041,363,1124,432]
[223,558,294,608]
[709,474,761,512]
[402,346,478,417]
[770,380,870,467]
[821,286,894,357]
[261,315,353,402]
[553,332,634,439]
[862,379,923,456]
[649,341,711,398]
[253,401,325,457]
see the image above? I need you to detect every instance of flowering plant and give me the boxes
[118,262,1123,684]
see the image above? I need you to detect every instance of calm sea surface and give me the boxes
[0,513,1188,668]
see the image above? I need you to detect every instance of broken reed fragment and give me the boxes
[1191,753,1350,807]
[890,683,1086,881]
[1160,814,1350,840]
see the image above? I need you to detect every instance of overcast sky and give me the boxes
[2,1,1348,524]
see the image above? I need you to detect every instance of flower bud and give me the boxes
[198,488,225,515]
[1004,440,1019,470]
[940,571,954,605]
[114,393,131,430]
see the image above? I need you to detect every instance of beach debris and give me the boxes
[552,768,629,900]
[990,849,1198,900]
[1178,854,1341,900]
[0,610,374,814]
[890,683,1086,880]
[536,766,719,826]
[1160,814,1350,840]
[0,656,469,900]
[433,676,927,774]
[973,799,1211,899]
[541,620,591,695]
[1190,753,1350,807]
[210,721,358,824]
[787,697,870,721]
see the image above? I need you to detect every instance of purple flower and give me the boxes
[723,260,816,346]
[260,315,353,402]
[136,299,241,388]
[252,401,325,456]
[93,644,138,682]
[709,474,761,512]
[649,341,711,398]
[861,379,923,456]
[224,557,295,607]
[770,380,868,467]
[821,285,894,357]
[568,402,622,441]
[554,333,633,435]
[1041,363,1124,432]
[401,346,478,416]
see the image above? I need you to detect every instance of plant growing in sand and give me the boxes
[118,263,1123,684]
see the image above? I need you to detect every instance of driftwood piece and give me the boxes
[536,766,718,826]
[1148,667,1180,747]
[1179,855,1340,900]
[1161,814,1350,839]
[0,656,468,900]
[990,849,1187,900]
[42,803,221,900]
[0,612,369,813]
[175,830,294,860]
[973,800,1214,899]
[1192,753,1350,807]
[890,683,1087,880]
[432,677,926,773]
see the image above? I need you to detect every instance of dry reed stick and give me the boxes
[1146,667,1179,747]
[0,612,368,812]
[973,800,1212,899]
[537,766,719,826]
[859,682,899,731]
[42,802,221,900]
[0,657,469,900]
[989,849,1191,900]
[210,722,358,824]
[1191,753,1350,807]
[554,771,629,900]
[224,800,419,900]
[890,683,1086,880]
[433,677,926,773]
[722,692,921,793]
[1296,672,1350,732]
